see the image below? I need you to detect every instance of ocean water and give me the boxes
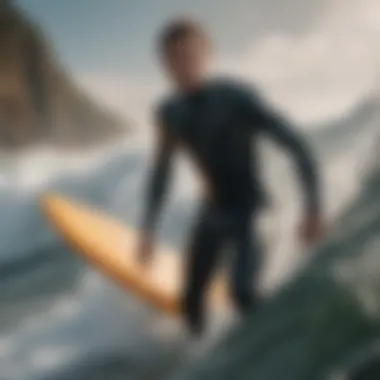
[0,107,378,380]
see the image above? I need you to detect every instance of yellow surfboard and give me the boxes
[40,194,228,316]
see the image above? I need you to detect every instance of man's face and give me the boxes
[164,36,210,90]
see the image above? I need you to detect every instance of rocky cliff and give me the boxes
[0,0,127,150]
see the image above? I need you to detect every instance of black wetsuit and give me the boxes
[142,78,320,334]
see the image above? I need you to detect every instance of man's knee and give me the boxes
[182,284,200,311]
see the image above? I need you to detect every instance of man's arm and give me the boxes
[239,86,325,244]
[138,117,175,266]
[141,121,175,234]
[260,112,320,218]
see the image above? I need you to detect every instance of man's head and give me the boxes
[158,18,212,91]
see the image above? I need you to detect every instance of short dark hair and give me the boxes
[158,17,209,55]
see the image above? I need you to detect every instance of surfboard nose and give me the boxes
[40,192,68,214]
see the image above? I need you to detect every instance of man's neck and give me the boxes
[178,75,212,95]
[181,81,203,94]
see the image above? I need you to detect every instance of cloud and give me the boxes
[76,0,380,129]
[217,0,380,125]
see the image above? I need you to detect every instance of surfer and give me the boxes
[138,18,325,335]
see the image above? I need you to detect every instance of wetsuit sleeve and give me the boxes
[240,88,321,216]
[141,106,175,233]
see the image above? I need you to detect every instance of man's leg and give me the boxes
[182,204,226,336]
[230,209,262,314]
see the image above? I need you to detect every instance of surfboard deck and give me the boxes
[40,193,228,316]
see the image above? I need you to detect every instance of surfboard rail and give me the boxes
[40,193,228,316]
[40,193,181,315]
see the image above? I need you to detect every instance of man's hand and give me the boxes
[299,214,326,247]
[137,231,154,269]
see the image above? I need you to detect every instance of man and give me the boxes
[138,18,325,336]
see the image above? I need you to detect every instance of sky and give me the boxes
[17,0,326,75]
[17,0,380,127]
